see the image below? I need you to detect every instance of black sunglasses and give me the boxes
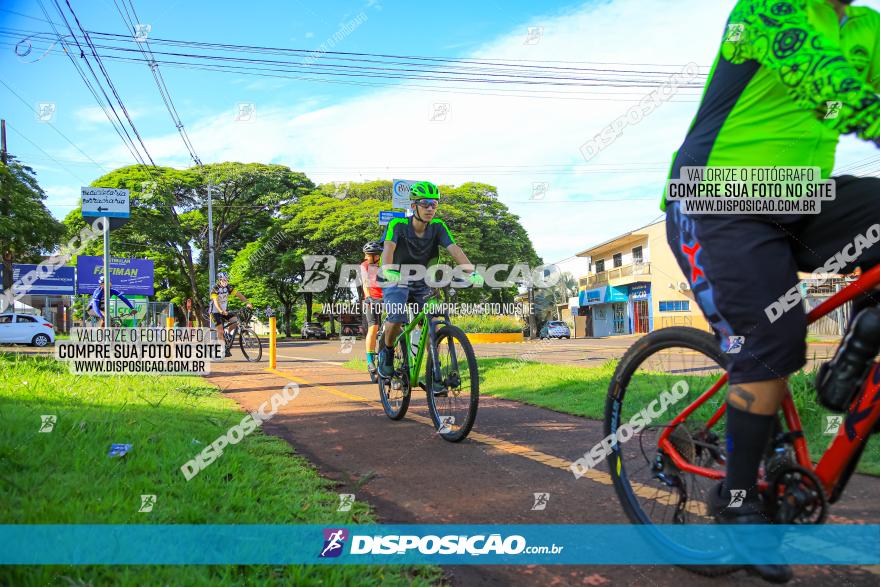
[415,199,439,209]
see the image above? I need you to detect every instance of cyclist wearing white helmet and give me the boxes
[211,272,252,356]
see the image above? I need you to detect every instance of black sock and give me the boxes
[725,403,775,498]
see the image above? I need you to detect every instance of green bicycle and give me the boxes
[376,283,479,442]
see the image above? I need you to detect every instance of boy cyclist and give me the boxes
[377,181,483,379]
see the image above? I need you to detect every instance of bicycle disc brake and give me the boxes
[767,465,827,524]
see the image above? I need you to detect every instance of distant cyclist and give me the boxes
[377,181,483,379]
[87,274,134,327]
[361,240,384,378]
[210,272,252,356]
[663,0,880,582]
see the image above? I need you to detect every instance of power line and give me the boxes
[58,0,156,166]
[111,0,202,166]
[4,123,88,183]
[0,77,109,172]
[36,0,149,168]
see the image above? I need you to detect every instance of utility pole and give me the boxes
[1,119,7,165]
[207,181,215,289]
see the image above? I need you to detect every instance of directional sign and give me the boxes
[81,187,130,218]
[378,210,406,227]
[392,179,417,210]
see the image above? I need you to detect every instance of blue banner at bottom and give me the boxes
[1,525,878,565]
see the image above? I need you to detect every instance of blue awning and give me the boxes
[579,286,628,306]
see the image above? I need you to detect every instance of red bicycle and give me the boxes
[605,263,880,576]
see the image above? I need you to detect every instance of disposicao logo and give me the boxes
[319,528,349,558]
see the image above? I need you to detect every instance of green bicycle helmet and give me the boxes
[410,181,440,200]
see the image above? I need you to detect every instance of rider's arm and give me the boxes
[234,290,251,305]
[111,289,135,310]
[446,244,475,273]
[728,0,880,139]
[359,262,371,298]
[433,219,473,271]
[380,223,400,281]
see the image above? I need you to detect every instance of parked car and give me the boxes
[539,320,571,339]
[0,313,56,347]
[301,322,328,340]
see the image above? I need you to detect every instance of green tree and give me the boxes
[63,163,313,321]
[0,156,65,291]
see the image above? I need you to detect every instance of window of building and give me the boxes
[613,253,622,268]
[659,300,690,312]
[595,259,605,273]
[632,246,643,263]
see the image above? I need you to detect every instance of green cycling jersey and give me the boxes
[662,0,880,210]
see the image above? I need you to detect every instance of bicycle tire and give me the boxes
[426,325,479,442]
[605,326,739,577]
[378,334,411,420]
[239,328,263,362]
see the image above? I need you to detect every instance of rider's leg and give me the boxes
[366,324,379,362]
[213,314,226,353]
[665,203,807,508]
[378,285,408,376]
[724,378,787,507]
[224,316,238,356]
[364,298,380,366]
[666,204,802,584]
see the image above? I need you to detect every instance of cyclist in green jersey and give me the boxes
[377,181,483,377]
[664,1,880,582]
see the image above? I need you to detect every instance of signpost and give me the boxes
[378,210,406,227]
[81,187,130,322]
[392,179,417,210]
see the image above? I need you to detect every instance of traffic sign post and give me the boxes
[82,187,130,323]
[392,179,417,210]
[379,210,406,226]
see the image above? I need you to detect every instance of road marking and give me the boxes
[275,354,345,366]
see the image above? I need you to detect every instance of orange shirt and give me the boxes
[360,260,383,299]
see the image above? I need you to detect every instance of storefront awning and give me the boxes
[579,286,628,306]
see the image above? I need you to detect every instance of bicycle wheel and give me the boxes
[604,327,738,576]
[377,334,411,420]
[425,325,479,442]
[239,328,263,362]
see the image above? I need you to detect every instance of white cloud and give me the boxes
[69,0,880,272]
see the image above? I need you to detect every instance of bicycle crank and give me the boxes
[766,465,828,524]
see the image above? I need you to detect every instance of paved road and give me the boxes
[271,335,840,371]
[203,347,880,587]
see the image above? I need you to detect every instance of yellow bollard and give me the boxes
[166,316,175,329]
[269,316,277,368]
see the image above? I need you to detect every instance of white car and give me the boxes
[0,313,56,347]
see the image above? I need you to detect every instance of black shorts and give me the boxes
[212,312,236,327]
[666,175,880,385]
[363,298,383,326]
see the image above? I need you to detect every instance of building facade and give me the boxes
[573,220,710,337]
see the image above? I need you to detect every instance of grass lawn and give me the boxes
[343,356,879,476]
[0,352,440,586]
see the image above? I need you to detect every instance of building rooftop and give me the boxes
[574,218,664,259]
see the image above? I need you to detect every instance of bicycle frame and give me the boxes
[391,295,456,386]
[657,263,880,498]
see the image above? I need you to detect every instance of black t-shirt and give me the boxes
[383,217,455,267]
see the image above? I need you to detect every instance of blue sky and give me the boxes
[3,0,880,273]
